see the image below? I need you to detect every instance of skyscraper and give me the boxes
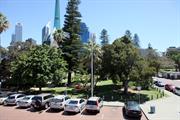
[10,34,16,45]
[54,0,60,29]
[42,21,51,45]
[15,23,22,41]
[80,22,90,43]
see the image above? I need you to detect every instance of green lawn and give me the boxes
[30,80,167,103]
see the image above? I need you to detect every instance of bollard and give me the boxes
[111,96,114,100]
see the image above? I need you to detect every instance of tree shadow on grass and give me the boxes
[94,84,149,104]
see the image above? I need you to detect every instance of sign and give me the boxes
[137,86,141,91]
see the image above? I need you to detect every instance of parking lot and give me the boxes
[0,105,148,120]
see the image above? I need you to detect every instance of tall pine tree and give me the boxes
[100,29,109,46]
[63,0,82,85]
[133,33,140,48]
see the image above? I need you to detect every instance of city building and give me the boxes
[15,23,23,42]
[10,23,23,45]
[54,0,60,29]
[10,34,16,45]
[80,22,90,43]
[42,21,51,45]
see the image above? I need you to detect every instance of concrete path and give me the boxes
[140,87,180,120]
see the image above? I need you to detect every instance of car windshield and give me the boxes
[127,101,140,110]
[32,96,42,101]
[52,98,63,102]
[87,100,97,105]
[8,96,15,99]
[69,100,78,104]
[176,87,180,90]
[23,97,31,100]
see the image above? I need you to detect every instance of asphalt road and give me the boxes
[0,105,148,120]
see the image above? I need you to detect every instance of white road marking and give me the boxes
[101,114,104,119]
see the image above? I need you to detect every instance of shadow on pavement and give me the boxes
[46,108,63,113]
[26,107,44,114]
[81,110,98,116]
[62,111,78,116]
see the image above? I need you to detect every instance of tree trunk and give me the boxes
[123,80,129,94]
[39,87,42,92]
[67,70,72,86]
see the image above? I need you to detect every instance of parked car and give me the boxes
[165,84,175,92]
[50,95,70,110]
[123,101,142,118]
[31,93,54,110]
[154,81,165,87]
[4,94,25,105]
[17,95,34,108]
[85,97,103,113]
[64,98,86,113]
[0,92,17,105]
[174,86,180,96]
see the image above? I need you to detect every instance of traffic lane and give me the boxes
[0,105,148,120]
[153,77,180,86]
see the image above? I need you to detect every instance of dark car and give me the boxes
[123,101,142,118]
[154,81,165,87]
[165,84,175,92]
[31,93,54,110]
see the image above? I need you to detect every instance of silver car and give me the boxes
[64,98,86,113]
[174,86,180,96]
[50,95,70,110]
[4,94,25,105]
[17,95,34,108]
[85,97,103,113]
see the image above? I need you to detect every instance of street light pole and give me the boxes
[91,42,94,97]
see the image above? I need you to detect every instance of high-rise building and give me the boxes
[80,22,90,43]
[42,21,51,45]
[10,34,16,45]
[54,0,60,29]
[15,23,22,41]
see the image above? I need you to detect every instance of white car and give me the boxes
[64,98,86,113]
[50,95,70,110]
[85,97,103,113]
[4,94,25,105]
[16,95,34,108]
[174,86,180,96]
[0,92,17,104]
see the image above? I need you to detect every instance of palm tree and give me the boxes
[82,34,102,96]
[53,29,65,47]
[0,12,9,34]
[0,13,9,61]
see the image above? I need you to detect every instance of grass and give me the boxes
[30,80,167,103]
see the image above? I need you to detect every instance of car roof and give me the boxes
[88,97,100,101]
[10,93,24,97]
[53,95,67,99]
[36,93,53,97]
[69,98,83,101]
[24,95,34,98]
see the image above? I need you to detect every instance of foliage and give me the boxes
[100,29,109,46]
[53,29,65,47]
[0,12,9,34]
[62,0,82,85]
[11,45,67,91]
[133,33,140,48]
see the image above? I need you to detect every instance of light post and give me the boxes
[90,34,96,97]
[137,86,141,104]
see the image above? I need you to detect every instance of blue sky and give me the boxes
[0,0,180,52]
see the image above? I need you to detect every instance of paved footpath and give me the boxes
[140,81,180,120]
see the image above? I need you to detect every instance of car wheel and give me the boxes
[4,101,7,106]
[45,103,49,109]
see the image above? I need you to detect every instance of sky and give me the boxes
[0,0,180,52]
